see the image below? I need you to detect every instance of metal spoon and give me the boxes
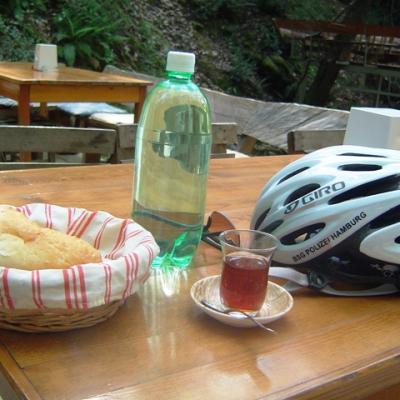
[200,299,277,334]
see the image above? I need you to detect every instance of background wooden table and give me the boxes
[0,62,151,126]
[0,156,398,400]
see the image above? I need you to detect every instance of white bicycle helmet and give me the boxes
[251,145,400,296]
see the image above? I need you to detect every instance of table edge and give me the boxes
[0,343,42,400]
[0,62,152,86]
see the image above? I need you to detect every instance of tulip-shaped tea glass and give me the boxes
[219,229,279,316]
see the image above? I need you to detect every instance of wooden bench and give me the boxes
[287,129,345,154]
[274,18,400,63]
[210,122,239,156]
[0,125,116,169]
[87,118,240,162]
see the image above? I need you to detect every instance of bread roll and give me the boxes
[0,208,101,270]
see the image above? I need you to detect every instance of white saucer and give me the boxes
[190,275,293,328]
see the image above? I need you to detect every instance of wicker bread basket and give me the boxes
[0,301,125,333]
[0,204,158,333]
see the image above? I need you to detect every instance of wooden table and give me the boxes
[0,62,151,126]
[0,156,399,400]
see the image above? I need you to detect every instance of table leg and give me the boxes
[134,86,147,122]
[39,102,49,119]
[18,85,31,125]
[18,85,31,161]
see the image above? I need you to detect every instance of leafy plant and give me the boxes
[189,0,258,22]
[123,20,167,77]
[284,0,338,21]
[0,12,48,61]
[226,42,266,97]
[52,0,128,70]
[0,0,47,20]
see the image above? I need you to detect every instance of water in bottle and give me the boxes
[132,51,212,268]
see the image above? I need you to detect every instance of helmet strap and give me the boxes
[269,266,399,296]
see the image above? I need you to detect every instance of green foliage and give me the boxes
[0,0,47,20]
[0,17,33,61]
[291,61,318,102]
[263,55,291,79]
[0,9,48,61]
[218,16,285,99]
[252,140,286,156]
[52,0,128,70]
[122,20,167,78]
[360,0,400,25]
[284,0,338,21]
[256,0,285,15]
[228,44,260,96]
[189,0,336,23]
[1,0,398,111]
[188,0,317,100]
[189,0,258,22]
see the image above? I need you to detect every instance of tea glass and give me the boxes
[219,229,279,316]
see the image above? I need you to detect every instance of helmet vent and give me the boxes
[281,223,325,245]
[370,205,400,229]
[330,174,400,204]
[339,152,386,158]
[278,167,309,184]
[339,164,382,171]
[262,219,283,233]
[253,208,270,230]
[395,236,400,244]
[284,184,320,205]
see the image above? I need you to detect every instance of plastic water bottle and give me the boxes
[132,51,212,269]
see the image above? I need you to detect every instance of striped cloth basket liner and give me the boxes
[0,203,159,332]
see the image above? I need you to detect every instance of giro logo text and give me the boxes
[284,181,345,214]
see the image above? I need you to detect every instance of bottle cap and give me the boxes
[166,51,195,73]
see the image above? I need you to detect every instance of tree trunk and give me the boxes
[304,0,373,106]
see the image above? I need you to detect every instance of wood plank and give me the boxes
[91,121,238,149]
[204,92,349,150]
[0,125,116,153]
[3,236,396,398]
[0,344,41,400]
[0,140,398,400]
[38,102,49,119]
[341,63,400,79]
[287,129,345,153]
[211,122,238,144]
[364,383,400,400]
[88,113,135,126]
[18,85,32,162]
[30,85,143,103]
[89,119,240,162]
[274,18,400,38]
[111,125,135,149]
[17,85,30,126]
[135,86,147,119]
[0,63,151,86]
[105,65,350,152]
[0,169,397,399]
[347,86,400,98]
[238,135,257,154]
[0,162,99,170]
[0,81,19,100]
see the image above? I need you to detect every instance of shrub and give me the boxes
[0,0,47,20]
[0,11,48,61]
[123,20,167,78]
[52,0,128,70]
